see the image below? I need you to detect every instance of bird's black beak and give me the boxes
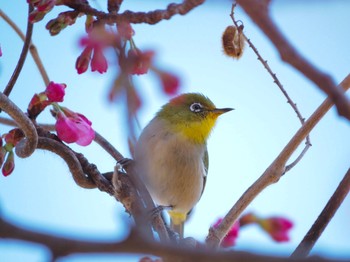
[212,107,234,115]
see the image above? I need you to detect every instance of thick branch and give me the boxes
[236,0,350,121]
[206,74,350,247]
[0,215,345,262]
[63,0,205,25]
[0,92,38,158]
[36,137,96,189]
[291,168,350,258]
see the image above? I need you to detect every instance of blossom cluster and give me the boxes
[213,212,293,248]
[28,0,58,23]
[27,81,95,147]
[0,129,24,176]
[74,21,180,110]
[2,82,95,177]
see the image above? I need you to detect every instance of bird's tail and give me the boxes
[168,210,187,238]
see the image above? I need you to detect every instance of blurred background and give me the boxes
[0,0,350,261]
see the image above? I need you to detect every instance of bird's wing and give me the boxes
[200,145,209,199]
[186,145,209,219]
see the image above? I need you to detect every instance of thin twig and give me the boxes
[94,131,124,162]
[0,8,50,86]
[0,92,38,158]
[2,4,33,96]
[230,3,311,173]
[291,168,350,258]
[206,74,350,248]
[236,0,350,121]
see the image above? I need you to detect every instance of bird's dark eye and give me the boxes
[190,102,203,113]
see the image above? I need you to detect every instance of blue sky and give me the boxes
[0,0,350,261]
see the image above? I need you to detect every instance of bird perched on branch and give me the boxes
[134,93,233,238]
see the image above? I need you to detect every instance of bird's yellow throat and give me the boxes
[173,113,218,144]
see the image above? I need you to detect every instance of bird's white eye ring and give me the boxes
[190,102,203,113]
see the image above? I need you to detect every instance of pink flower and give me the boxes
[2,151,14,177]
[36,0,56,12]
[27,93,51,118]
[29,10,46,23]
[0,147,6,166]
[158,71,180,95]
[0,45,2,57]
[91,47,108,73]
[258,216,293,242]
[55,108,95,146]
[4,129,24,147]
[213,218,240,248]
[117,22,134,40]
[127,49,154,75]
[76,46,93,74]
[45,81,66,102]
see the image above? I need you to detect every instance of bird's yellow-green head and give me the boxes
[157,93,233,144]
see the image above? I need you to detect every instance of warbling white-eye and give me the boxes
[134,93,233,238]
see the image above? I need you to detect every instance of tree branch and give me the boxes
[0,8,50,86]
[236,0,350,121]
[0,214,346,262]
[107,0,123,13]
[0,92,38,158]
[2,4,33,96]
[206,74,350,247]
[291,168,350,258]
[63,0,205,25]
[36,136,96,189]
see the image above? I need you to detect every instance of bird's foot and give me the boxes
[116,158,133,171]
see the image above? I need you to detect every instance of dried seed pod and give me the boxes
[222,25,245,59]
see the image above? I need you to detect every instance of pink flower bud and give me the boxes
[55,108,95,146]
[4,129,25,147]
[45,81,66,102]
[127,49,154,75]
[239,212,258,226]
[27,0,41,6]
[29,10,46,23]
[2,151,15,177]
[158,71,180,95]
[91,47,108,74]
[0,45,2,57]
[117,22,134,40]
[213,218,240,248]
[258,216,293,242]
[36,0,56,12]
[76,47,93,74]
[0,147,6,166]
[27,93,51,118]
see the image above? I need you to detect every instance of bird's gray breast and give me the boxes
[134,118,206,213]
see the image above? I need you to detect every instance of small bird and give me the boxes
[134,93,233,238]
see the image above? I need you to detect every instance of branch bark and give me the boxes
[0,92,38,158]
[63,0,205,25]
[291,168,350,258]
[0,215,346,262]
[206,74,350,247]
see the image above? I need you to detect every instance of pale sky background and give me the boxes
[0,0,350,261]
